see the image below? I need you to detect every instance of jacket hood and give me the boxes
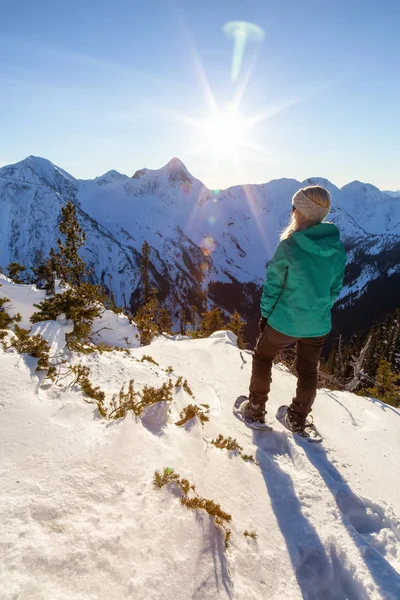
[291,223,342,257]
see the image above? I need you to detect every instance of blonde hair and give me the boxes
[280,185,331,241]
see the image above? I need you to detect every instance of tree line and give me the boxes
[1,200,398,405]
[1,201,246,351]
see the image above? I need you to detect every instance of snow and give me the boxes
[1,328,399,599]
[91,309,140,348]
[0,273,45,328]
[0,275,139,347]
[30,314,73,359]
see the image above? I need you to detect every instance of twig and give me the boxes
[345,334,373,392]
[90,326,112,337]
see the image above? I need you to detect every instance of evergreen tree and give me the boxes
[179,308,187,335]
[134,289,160,346]
[7,262,28,284]
[189,305,200,334]
[386,309,400,369]
[227,310,246,349]
[0,284,22,329]
[31,284,104,350]
[326,346,337,374]
[366,359,400,407]
[50,201,86,287]
[31,251,56,295]
[134,288,172,344]
[140,240,151,304]
[158,307,173,334]
[194,306,226,338]
[31,201,105,350]
[337,335,346,385]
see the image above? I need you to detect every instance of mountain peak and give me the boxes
[301,177,339,195]
[0,156,77,200]
[163,157,192,184]
[165,157,186,170]
[341,180,381,194]
[92,170,128,185]
[0,155,76,184]
[132,158,193,185]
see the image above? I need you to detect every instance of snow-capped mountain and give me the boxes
[1,156,399,339]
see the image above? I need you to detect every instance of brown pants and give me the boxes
[249,324,328,420]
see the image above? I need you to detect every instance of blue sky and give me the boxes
[1,0,399,190]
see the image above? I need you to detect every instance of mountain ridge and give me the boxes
[1,155,399,343]
[3,154,400,197]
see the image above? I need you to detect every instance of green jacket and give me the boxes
[261,223,347,338]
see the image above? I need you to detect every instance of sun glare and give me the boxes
[200,108,250,162]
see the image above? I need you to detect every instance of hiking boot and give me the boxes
[234,396,271,431]
[243,399,266,424]
[276,405,322,442]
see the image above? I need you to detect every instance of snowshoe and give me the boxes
[276,405,323,443]
[233,396,272,431]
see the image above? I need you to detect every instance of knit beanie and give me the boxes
[292,189,330,222]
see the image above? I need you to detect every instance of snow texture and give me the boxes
[0,273,45,328]
[1,328,399,598]
[91,309,140,348]
[30,314,73,359]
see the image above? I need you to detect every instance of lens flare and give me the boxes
[180,181,192,194]
[201,235,216,256]
[208,216,216,225]
[223,21,265,83]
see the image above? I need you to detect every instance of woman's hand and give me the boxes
[259,317,268,333]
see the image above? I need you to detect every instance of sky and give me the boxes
[0,0,399,191]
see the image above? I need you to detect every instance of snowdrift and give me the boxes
[0,273,140,349]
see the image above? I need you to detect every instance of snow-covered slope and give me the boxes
[0,272,140,348]
[0,272,45,328]
[1,329,400,599]
[1,157,399,334]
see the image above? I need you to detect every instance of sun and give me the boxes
[199,107,251,163]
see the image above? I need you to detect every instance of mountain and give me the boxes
[385,190,400,198]
[1,156,399,341]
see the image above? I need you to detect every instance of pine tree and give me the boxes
[134,288,172,345]
[31,201,105,350]
[31,284,104,350]
[337,335,346,385]
[140,240,151,304]
[366,359,400,407]
[7,262,28,284]
[194,306,226,338]
[227,310,246,348]
[134,289,160,346]
[31,251,56,295]
[0,284,22,329]
[326,346,337,374]
[179,308,187,335]
[189,305,200,334]
[386,309,400,369]
[50,201,86,287]
[158,307,173,334]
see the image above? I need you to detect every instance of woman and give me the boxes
[242,185,347,439]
